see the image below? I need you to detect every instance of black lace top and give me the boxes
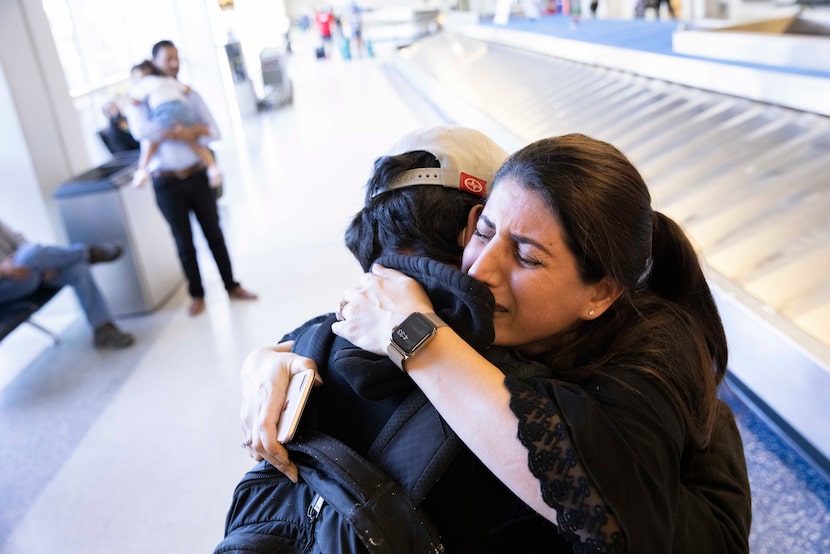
[507,379,626,553]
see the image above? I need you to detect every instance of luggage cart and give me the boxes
[259,48,293,109]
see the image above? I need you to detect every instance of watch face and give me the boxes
[392,313,436,354]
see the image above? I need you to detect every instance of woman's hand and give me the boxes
[332,264,434,355]
[239,343,321,482]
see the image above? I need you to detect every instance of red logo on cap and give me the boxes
[459,173,486,196]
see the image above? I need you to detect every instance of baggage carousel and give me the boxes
[380,18,830,472]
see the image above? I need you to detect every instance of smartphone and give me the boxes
[276,369,315,443]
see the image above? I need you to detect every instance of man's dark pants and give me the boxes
[152,169,239,299]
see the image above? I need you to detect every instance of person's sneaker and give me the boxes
[88,243,123,264]
[93,322,135,349]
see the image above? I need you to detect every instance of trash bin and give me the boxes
[54,152,183,316]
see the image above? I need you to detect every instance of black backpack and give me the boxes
[215,390,458,554]
[215,317,461,554]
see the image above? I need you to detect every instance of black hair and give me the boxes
[344,151,484,272]
[131,59,165,77]
[496,134,727,447]
[152,40,176,59]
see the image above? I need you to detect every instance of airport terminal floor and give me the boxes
[2,17,830,553]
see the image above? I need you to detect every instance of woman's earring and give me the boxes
[588,309,595,317]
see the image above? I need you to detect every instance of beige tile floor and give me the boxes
[0,44,453,553]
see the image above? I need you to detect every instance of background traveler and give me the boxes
[315,8,335,58]
[99,101,139,154]
[125,39,257,317]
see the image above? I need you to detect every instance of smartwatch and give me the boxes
[387,312,447,371]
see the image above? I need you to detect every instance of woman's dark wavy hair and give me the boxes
[495,133,727,447]
[345,151,484,272]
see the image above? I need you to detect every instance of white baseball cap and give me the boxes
[372,126,509,198]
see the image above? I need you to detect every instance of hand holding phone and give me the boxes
[276,369,315,443]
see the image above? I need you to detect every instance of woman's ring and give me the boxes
[336,299,348,321]
[241,438,253,448]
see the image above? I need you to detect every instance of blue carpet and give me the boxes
[721,384,830,553]
[482,14,830,79]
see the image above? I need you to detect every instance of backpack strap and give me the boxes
[291,320,332,361]
[289,431,444,554]
[294,315,463,506]
[367,391,463,504]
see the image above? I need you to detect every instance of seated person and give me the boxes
[0,219,134,349]
[128,60,221,189]
[100,101,140,154]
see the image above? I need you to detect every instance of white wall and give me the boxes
[0,0,89,243]
[0,66,54,244]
